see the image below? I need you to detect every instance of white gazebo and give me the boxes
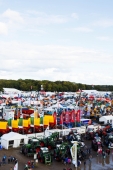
[1,132,28,149]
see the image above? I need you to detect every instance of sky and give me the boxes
[0,0,113,85]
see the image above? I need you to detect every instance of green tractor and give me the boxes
[54,142,71,161]
[39,132,62,149]
[37,147,52,164]
[21,138,41,157]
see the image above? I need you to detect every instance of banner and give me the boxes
[76,110,80,122]
[14,162,18,170]
[71,110,75,123]
[70,142,77,167]
[65,110,69,123]
[60,113,63,124]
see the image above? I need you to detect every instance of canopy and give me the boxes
[52,103,64,109]
[1,132,27,149]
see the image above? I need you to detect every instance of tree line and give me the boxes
[0,79,113,92]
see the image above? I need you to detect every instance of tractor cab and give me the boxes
[86,128,95,139]
[54,143,71,161]
[92,136,102,151]
[104,133,113,148]
[38,147,52,164]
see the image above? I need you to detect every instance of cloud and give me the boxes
[0,41,113,85]
[2,9,24,23]
[71,27,93,32]
[93,19,113,27]
[26,10,68,25]
[71,13,79,19]
[0,22,8,35]
[97,36,113,41]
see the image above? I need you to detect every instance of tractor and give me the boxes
[54,143,71,162]
[37,147,52,164]
[39,132,62,149]
[104,133,113,148]
[21,138,41,156]
[86,128,95,140]
[92,136,103,151]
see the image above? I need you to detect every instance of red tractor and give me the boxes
[86,128,95,140]
[92,136,103,151]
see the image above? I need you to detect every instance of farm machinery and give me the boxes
[92,136,103,151]
[54,142,71,161]
[39,132,62,149]
[21,138,41,157]
[37,147,52,164]
[104,133,113,148]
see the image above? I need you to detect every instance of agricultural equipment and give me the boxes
[66,132,85,147]
[21,138,41,156]
[39,132,61,149]
[104,133,113,148]
[95,124,112,137]
[86,128,95,140]
[0,121,10,136]
[37,147,52,164]
[54,143,71,161]
[92,136,103,151]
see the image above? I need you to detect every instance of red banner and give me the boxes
[60,113,63,124]
[65,110,69,123]
[76,110,80,122]
[71,110,75,122]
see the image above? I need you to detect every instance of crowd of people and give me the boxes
[0,154,18,170]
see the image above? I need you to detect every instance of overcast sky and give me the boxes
[0,0,113,85]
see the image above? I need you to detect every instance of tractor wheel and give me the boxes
[40,141,45,147]
[36,147,41,153]
[94,145,98,151]
[40,157,45,163]
[48,145,52,150]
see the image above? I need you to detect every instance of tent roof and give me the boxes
[99,116,113,120]
[1,132,27,141]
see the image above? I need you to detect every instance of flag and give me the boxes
[70,142,77,167]
[44,125,49,136]
[71,110,75,123]
[65,109,69,123]
[14,162,18,170]
[60,113,63,124]
[76,110,80,122]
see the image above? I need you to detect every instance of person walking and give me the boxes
[106,148,110,156]
[102,150,106,159]
[84,160,86,166]
[8,156,11,164]
[89,154,92,162]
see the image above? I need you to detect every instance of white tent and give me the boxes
[1,132,28,149]
[52,103,65,109]
[99,115,113,127]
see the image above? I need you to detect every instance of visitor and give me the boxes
[106,148,110,156]
[84,160,86,166]
[89,155,92,162]
[8,156,11,164]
